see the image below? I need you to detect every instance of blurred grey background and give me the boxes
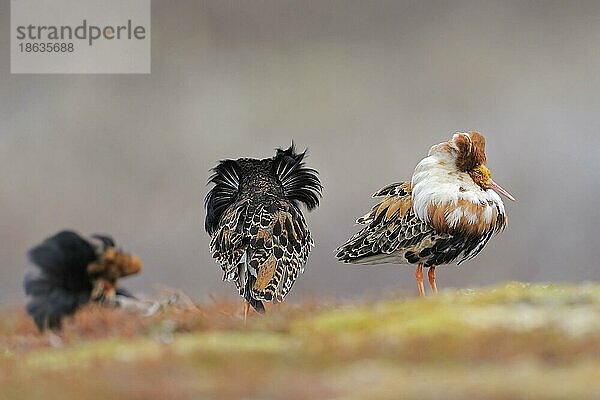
[1,0,599,306]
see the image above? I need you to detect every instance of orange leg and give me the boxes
[244,300,250,325]
[428,266,438,294]
[415,263,425,297]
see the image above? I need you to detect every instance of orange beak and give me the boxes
[489,179,516,201]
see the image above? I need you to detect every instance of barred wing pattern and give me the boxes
[336,181,501,267]
[205,145,321,312]
[336,182,440,265]
[210,198,313,306]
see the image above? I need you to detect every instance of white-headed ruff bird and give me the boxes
[205,145,322,319]
[336,131,515,296]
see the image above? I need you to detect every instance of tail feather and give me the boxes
[244,290,266,314]
[240,255,265,314]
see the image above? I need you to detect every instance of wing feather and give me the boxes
[209,199,313,306]
[336,182,443,264]
[248,201,312,302]
[337,180,505,267]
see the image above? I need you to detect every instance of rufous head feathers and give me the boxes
[453,131,487,172]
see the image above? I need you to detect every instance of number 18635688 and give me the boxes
[19,42,74,52]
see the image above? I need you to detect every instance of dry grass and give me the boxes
[2,282,600,400]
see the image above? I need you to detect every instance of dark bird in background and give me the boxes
[24,230,143,331]
[336,131,515,295]
[205,144,322,320]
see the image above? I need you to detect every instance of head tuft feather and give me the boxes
[204,159,242,235]
[91,234,115,250]
[453,131,487,172]
[272,143,322,211]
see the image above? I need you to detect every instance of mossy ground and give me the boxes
[2,282,600,399]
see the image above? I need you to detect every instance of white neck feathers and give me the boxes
[411,145,506,236]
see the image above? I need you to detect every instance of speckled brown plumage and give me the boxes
[205,144,321,313]
[336,131,514,296]
[336,181,503,267]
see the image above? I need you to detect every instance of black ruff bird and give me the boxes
[336,131,515,296]
[24,230,142,331]
[205,144,322,319]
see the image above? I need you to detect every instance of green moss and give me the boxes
[296,282,600,338]
[4,282,600,399]
[23,331,297,370]
[1,347,12,359]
